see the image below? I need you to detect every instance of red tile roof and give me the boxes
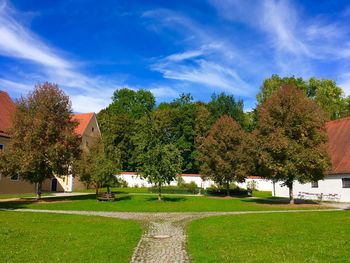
[0,91,15,137]
[326,117,350,174]
[72,113,94,136]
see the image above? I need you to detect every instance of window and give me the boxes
[0,144,3,151]
[342,178,350,188]
[10,173,19,181]
[311,181,318,188]
[91,127,94,132]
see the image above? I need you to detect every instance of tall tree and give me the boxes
[257,74,350,120]
[97,88,155,171]
[74,138,118,195]
[132,114,182,201]
[199,115,253,196]
[255,85,331,204]
[0,83,81,199]
[207,92,246,127]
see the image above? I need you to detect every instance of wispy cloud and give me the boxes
[0,0,117,112]
[209,0,350,82]
[144,9,254,96]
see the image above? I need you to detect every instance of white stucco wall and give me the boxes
[118,173,153,187]
[273,174,350,202]
[237,178,273,191]
[118,173,215,189]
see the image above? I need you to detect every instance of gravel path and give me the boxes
[1,208,344,263]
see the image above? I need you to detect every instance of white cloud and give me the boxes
[0,0,118,113]
[144,9,254,96]
[0,1,71,68]
[338,73,350,95]
[149,86,178,99]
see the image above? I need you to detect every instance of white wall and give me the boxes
[118,173,153,187]
[273,174,350,202]
[118,173,215,189]
[237,178,273,191]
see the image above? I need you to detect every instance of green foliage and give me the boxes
[199,115,254,196]
[257,74,350,120]
[74,138,119,194]
[255,85,331,203]
[97,88,155,171]
[0,83,81,198]
[207,92,246,127]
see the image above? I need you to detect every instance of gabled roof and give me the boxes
[0,91,15,137]
[72,113,94,136]
[326,117,350,174]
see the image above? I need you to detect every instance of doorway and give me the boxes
[51,178,58,192]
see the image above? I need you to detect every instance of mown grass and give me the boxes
[78,187,149,194]
[0,193,327,212]
[187,211,350,263]
[0,211,142,263]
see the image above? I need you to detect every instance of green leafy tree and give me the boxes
[0,83,81,199]
[257,74,350,120]
[97,88,155,171]
[75,138,119,195]
[199,115,254,196]
[255,85,331,204]
[132,114,182,201]
[207,92,246,127]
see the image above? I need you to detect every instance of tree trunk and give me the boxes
[158,183,162,201]
[289,183,294,204]
[107,185,110,194]
[226,180,230,197]
[36,181,42,200]
[95,184,99,195]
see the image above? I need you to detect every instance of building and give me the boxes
[42,113,101,192]
[0,90,101,194]
[0,91,36,194]
[274,117,350,202]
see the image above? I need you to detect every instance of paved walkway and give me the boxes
[0,208,344,263]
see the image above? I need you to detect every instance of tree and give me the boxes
[132,114,182,201]
[207,92,246,127]
[97,88,155,171]
[199,115,253,196]
[138,143,182,201]
[256,74,350,120]
[255,85,331,204]
[75,138,118,195]
[0,83,81,199]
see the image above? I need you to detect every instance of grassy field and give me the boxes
[0,211,142,263]
[0,193,326,212]
[187,211,350,263]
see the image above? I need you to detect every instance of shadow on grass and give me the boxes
[242,197,320,205]
[145,196,187,202]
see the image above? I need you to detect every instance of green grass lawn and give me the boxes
[0,211,142,263]
[77,187,149,194]
[187,211,350,263]
[0,193,327,212]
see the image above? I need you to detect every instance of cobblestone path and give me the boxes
[1,208,343,263]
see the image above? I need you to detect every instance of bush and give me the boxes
[204,186,248,197]
[148,185,201,195]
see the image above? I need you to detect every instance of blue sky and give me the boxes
[1,0,350,112]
